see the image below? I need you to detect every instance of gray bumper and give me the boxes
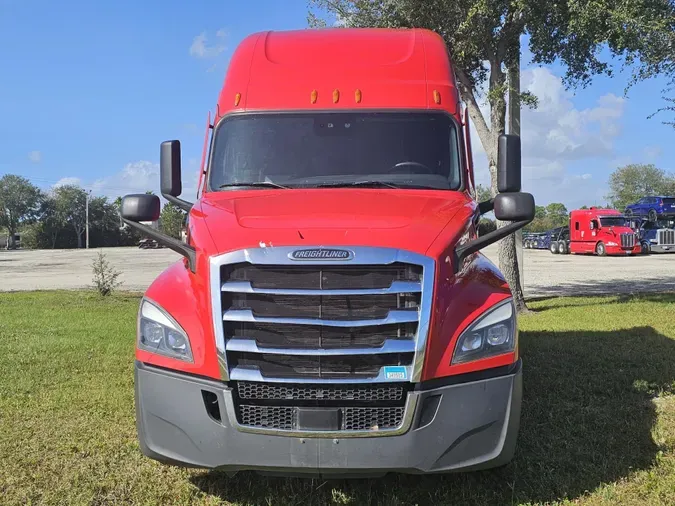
[650,244,675,253]
[134,360,522,476]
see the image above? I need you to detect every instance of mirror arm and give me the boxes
[163,194,193,212]
[454,218,532,273]
[122,218,196,273]
[478,199,494,215]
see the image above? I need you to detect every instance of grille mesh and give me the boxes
[235,405,405,431]
[343,407,405,430]
[239,405,294,429]
[237,381,405,402]
[225,322,417,349]
[223,293,419,320]
[232,353,412,379]
[223,263,421,290]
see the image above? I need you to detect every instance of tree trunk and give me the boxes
[75,227,83,249]
[456,58,529,313]
[6,226,16,250]
[500,48,529,313]
[487,59,528,313]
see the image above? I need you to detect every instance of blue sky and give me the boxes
[1,0,673,209]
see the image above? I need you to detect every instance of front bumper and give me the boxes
[650,244,675,253]
[134,360,522,477]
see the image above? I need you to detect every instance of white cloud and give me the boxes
[643,145,663,161]
[190,29,227,59]
[469,66,627,209]
[53,177,81,188]
[90,161,160,198]
[28,150,41,163]
[53,160,201,203]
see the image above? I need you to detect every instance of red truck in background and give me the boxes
[569,207,640,256]
[119,28,535,477]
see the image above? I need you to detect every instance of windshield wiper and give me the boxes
[219,181,289,189]
[313,180,401,189]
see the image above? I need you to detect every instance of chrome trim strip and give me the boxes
[222,309,419,327]
[229,365,413,383]
[222,388,418,438]
[220,280,422,295]
[209,246,435,383]
[226,338,415,355]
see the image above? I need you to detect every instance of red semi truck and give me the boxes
[568,207,640,256]
[120,28,535,476]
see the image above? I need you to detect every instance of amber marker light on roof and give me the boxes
[310,90,318,104]
[433,90,441,104]
[234,93,241,106]
[333,89,340,103]
[355,89,362,103]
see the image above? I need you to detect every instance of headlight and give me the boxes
[451,298,516,365]
[137,299,193,362]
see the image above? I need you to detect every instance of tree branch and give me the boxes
[455,66,493,152]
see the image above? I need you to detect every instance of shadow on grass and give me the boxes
[191,325,675,505]
[527,275,675,298]
[530,291,675,312]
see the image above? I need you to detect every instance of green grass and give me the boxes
[1,291,675,505]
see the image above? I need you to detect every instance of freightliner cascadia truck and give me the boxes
[120,28,535,476]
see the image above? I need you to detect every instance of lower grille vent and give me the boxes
[236,405,405,431]
[237,381,405,402]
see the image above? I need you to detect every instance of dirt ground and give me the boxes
[1,244,674,298]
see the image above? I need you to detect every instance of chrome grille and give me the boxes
[659,229,675,245]
[621,233,636,248]
[210,246,434,435]
[211,246,434,384]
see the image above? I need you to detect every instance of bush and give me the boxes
[91,250,122,296]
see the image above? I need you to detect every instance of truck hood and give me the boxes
[195,189,473,257]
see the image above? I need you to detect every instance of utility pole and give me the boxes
[85,190,92,249]
[508,46,524,288]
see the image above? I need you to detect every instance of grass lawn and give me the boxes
[1,291,674,505]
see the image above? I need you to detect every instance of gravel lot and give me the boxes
[1,244,674,298]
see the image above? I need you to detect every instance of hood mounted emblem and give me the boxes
[289,248,354,261]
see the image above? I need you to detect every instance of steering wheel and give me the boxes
[387,161,434,174]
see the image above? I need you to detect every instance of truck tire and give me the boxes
[558,241,567,254]
[648,209,657,222]
[596,242,606,256]
[550,242,558,254]
[641,241,651,255]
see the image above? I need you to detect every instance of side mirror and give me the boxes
[497,134,521,193]
[160,140,193,212]
[494,192,535,222]
[120,194,160,222]
[161,140,182,198]
[590,221,596,230]
[119,192,196,272]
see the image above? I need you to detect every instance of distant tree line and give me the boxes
[0,174,186,250]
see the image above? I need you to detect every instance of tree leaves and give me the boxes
[606,163,675,210]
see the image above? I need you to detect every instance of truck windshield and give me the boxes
[208,112,462,190]
[600,217,628,227]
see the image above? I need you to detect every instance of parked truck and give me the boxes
[119,28,535,476]
[636,217,675,254]
[568,207,640,256]
[548,225,570,254]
